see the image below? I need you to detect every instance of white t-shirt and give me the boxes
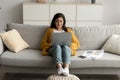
[54,29,65,33]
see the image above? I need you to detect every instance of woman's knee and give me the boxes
[54,45,61,49]
[53,45,61,50]
[62,45,70,50]
[62,46,71,54]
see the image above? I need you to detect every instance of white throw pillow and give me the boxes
[102,34,120,55]
[0,29,29,53]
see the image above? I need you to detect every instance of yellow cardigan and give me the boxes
[40,28,80,56]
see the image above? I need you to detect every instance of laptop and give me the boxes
[51,32,72,46]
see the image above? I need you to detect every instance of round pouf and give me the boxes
[47,74,80,80]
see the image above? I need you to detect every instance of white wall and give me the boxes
[102,0,120,25]
[0,0,120,28]
[0,0,33,29]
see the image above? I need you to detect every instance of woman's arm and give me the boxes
[70,29,80,51]
[40,29,51,51]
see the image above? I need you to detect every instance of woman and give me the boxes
[40,13,80,76]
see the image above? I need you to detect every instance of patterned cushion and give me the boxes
[47,74,80,80]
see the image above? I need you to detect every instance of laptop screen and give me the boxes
[51,32,72,46]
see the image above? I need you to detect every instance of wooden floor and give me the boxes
[0,73,120,80]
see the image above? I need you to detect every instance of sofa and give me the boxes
[0,23,120,75]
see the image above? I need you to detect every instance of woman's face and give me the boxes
[55,17,64,30]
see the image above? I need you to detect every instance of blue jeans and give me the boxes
[49,45,71,65]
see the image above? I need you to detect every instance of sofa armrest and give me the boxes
[0,37,4,56]
[0,29,6,56]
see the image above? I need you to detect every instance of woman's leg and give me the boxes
[62,45,71,66]
[49,45,63,74]
[61,45,71,75]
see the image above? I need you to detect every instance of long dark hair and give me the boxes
[50,13,68,32]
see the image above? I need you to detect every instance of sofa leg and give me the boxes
[0,71,5,80]
[0,66,5,80]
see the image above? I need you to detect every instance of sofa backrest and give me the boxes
[73,25,120,50]
[7,23,120,50]
[7,23,49,50]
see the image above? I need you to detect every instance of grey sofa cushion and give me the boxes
[1,50,120,68]
[1,49,54,68]
[7,23,49,50]
[72,25,120,50]
[71,51,120,68]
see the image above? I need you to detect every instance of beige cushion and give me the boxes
[47,74,80,80]
[102,34,120,55]
[0,29,29,53]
